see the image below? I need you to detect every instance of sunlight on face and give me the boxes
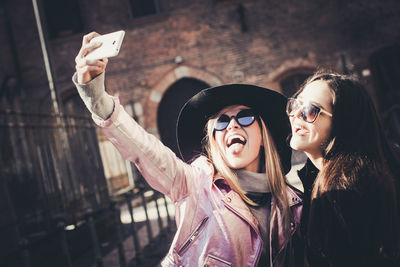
[213,105,262,172]
[289,80,334,158]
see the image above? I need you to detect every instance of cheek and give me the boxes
[321,120,332,137]
[289,116,295,126]
[214,132,225,150]
[250,133,262,150]
[311,121,332,143]
[248,127,262,151]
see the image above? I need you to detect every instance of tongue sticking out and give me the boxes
[227,138,246,154]
[229,143,244,154]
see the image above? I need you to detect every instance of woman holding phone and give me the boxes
[286,71,400,267]
[73,32,304,267]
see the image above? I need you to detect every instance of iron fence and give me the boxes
[0,109,175,266]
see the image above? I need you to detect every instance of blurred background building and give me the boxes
[1,0,399,266]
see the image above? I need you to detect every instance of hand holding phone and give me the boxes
[85,30,125,61]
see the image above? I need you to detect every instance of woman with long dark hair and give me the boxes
[286,71,399,266]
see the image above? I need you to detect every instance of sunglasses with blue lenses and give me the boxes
[214,109,257,131]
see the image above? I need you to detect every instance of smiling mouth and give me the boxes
[294,126,308,135]
[227,136,247,147]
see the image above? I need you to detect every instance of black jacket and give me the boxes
[297,159,400,267]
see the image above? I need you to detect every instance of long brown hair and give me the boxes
[295,71,399,253]
[204,111,292,233]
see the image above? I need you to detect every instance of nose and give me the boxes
[291,108,302,119]
[226,117,239,130]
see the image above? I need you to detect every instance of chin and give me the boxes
[290,139,308,152]
[228,163,246,169]
[226,159,247,170]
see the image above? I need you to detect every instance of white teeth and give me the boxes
[227,135,246,147]
[293,124,303,132]
[294,125,308,135]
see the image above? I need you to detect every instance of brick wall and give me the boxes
[2,0,400,128]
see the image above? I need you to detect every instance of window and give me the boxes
[130,0,159,19]
[43,0,83,39]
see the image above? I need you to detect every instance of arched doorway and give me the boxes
[157,78,209,158]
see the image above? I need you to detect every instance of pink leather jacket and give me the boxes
[94,98,303,267]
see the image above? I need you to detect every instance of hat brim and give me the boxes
[176,84,292,174]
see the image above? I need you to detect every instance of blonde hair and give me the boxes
[204,114,292,232]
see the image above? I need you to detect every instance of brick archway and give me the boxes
[265,58,317,93]
[265,60,317,166]
[142,65,223,134]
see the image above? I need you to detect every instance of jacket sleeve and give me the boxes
[93,97,202,202]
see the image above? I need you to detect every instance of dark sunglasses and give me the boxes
[286,98,332,123]
[214,109,257,131]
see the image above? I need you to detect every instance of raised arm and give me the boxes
[72,32,208,201]
[91,98,204,201]
[74,32,114,120]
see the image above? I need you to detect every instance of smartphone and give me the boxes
[85,30,125,61]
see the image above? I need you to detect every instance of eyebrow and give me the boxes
[309,101,325,109]
[296,96,329,110]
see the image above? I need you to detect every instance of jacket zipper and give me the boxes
[177,216,209,256]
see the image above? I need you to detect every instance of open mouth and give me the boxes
[294,125,308,135]
[226,135,247,147]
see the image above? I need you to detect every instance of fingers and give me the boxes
[76,32,102,63]
[76,42,102,63]
[75,64,105,84]
[76,58,107,70]
[75,67,99,83]
[82,32,100,46]
[101,58,109,65]
[75,56,107,83]
[77,65,104,74]
[74,32,109,84]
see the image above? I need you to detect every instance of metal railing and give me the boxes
[1,109,175,266]
[85,187,174,267]
[15,186,174,267]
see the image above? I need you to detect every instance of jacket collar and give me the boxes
[213,177,231,193]
[213,177,261,236]
[214,176,303,205]
[297,159,319,194]
[223,190,261,237]
[286,183,303,206]
[213,177,303,235]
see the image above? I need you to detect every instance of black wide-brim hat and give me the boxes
[176,84,292,174]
